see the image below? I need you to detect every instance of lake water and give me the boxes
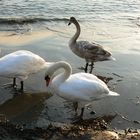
[0,0,140,129]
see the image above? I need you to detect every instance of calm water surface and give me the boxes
[0,0,140,129]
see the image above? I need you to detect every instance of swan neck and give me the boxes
[44,62,54,68]
[51,62,72,83]
[69,20,81,45]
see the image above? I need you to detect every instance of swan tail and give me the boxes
[90,91,119,101]
[108,56,116,61]
[108,91,119,96]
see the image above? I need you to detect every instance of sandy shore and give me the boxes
[0,116,140,140]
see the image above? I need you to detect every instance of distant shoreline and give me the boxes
[0,29,53,46]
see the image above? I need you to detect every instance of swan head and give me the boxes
[45,67,53,87]
[68,17,77,26]
[44,61,72,87]
[104,51,116,61]
[45,65,53,87]
[45,75,51,87]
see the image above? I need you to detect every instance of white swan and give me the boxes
[44,61,119,119]
[0,50,52,92]
[68,17,115,73]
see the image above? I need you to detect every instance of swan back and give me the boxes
[49,72,119,102]
[0,50,47,79]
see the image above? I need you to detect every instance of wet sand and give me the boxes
[0,115,140,140]
[0,29,140,139]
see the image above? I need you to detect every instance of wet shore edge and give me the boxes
[0,114,140,140]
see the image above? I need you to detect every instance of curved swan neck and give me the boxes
[48,61,72,83]
[44,62,54,68]
[69,19,81,45]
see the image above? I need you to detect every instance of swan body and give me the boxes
[45,61,119,118]
[0,50,51,91]
[68,17,115,73]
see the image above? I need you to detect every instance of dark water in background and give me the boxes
[0,0,140,129]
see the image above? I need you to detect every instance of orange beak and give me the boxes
[68,22,71,26]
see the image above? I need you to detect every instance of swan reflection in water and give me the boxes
[0,91,51,122]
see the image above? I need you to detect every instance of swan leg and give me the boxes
[71,107,84,122]
[13,78,17,88]
[2,77,17,89]
[20,81,24,92]
[13,81,24,94]
[79,107,84,118]
[73,102,78,116]
[75,107,84,120]
[78,62,88,72]
[89,62,94,73]
[85,62,89,73]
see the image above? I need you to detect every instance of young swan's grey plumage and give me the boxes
[45,61,119,120]
[68,17,115,73]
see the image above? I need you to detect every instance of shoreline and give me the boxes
[0,115,140,140]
